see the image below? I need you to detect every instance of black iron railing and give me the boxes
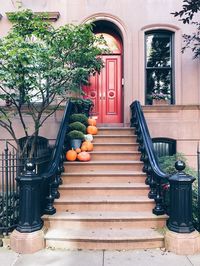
[130,101,196,233]
[130,101,170,215]
[16,100,73,233]
[0,142,19,234]
[193,147,200,231]
[0,137,53,234]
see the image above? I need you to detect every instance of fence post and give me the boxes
[165,160,200,255]
[10,161,45,253]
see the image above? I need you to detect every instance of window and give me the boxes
[145,30,174,105]
[152,138,176,158]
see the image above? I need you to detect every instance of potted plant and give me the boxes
[69,113,89,126]
[69,121,87,134]
[67,130,85,149]
[70,97,94,117]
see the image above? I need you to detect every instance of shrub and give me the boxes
[159,153,199,230]
[70,97,94,116]
[69,113,88,126]
[158,153,197,177]
[69,122,86,134]
[67,130,85,140]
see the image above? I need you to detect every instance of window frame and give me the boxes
[145,30,175,105]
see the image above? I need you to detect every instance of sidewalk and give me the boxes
[1,248,200,266]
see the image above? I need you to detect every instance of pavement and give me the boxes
[1,248,200,266]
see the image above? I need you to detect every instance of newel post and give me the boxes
[165,160,200,255]
[10,161,45,253]
[167,160,195,233]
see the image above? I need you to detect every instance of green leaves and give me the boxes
[0,9,105,156]
[172,0,200,58]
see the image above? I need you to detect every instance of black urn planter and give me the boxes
[70,139,82,149]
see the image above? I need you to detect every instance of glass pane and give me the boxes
[146,69,171,104]
[96,33,121,53]
[146,33,171,67]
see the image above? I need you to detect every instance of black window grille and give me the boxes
[152,137,176,158]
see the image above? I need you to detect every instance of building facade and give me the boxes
[0,0,200,168]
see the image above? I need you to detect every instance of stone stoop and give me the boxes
[43,127,167,250]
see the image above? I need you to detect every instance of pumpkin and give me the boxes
[88,118,97,126]
[86,141,94,151]
[81,144,88,152]
[66,149,77,161]
[77,151,91,161]
[87,125,98,135]
[75,148,81,154]
[84,134,93,142]
[81,141,94,151]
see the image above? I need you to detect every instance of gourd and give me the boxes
[84,134,93,142]
[81,144,88,152]
[87,125,98,135]
[88,118,97,126]
[66,149,77,161]
[82,141,93,151]
[77,151,91,161]
[75,148,81,154]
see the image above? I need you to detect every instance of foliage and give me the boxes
[68,122,86,134]
[67,130,85,140]
[69,113,88,126]
[159,153,198,226]
[70,97,94,116]
[0,10,105,158]
[158,152,197,177]
[172,0,200,58]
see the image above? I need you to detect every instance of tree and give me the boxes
[172,0,200,58]
[0,10,105,158]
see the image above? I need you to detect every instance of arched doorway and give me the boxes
[83,22,123,124]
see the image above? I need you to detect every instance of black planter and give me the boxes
[70,139,82,149]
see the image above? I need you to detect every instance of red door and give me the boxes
[83,54,122,123]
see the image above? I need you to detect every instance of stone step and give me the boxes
[93,143,139,151]
[98,127,135,136]
[93,135,137,143]
[45,228,164,250]
[90,151,141,161]
[54,195,155,212]
[61,171,146,184]
[64,161,143,173]
[43,211,167,230]
[58,183,149,197]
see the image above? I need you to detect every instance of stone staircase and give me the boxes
[43,127,167,250]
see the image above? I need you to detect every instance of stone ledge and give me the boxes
[165,228,200,255]
[10,227,46,254]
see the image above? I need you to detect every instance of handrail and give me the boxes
[130,100,170,215]
[131,100,169,179]
[42,100,73,214]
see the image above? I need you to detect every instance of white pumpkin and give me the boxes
[84,134,93,142]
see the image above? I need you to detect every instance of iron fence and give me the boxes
[0,142,20,234]
[193,146,200,231]
[0,137,53,234]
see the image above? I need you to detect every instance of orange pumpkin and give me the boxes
[87,125,98,135]
[86,141,93,151]
[81,144,88,152]
[81,141,94,152]
[88,118,97,126]
[77,151,91,161]
[66,149,77,161]
[75,148,81,154]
